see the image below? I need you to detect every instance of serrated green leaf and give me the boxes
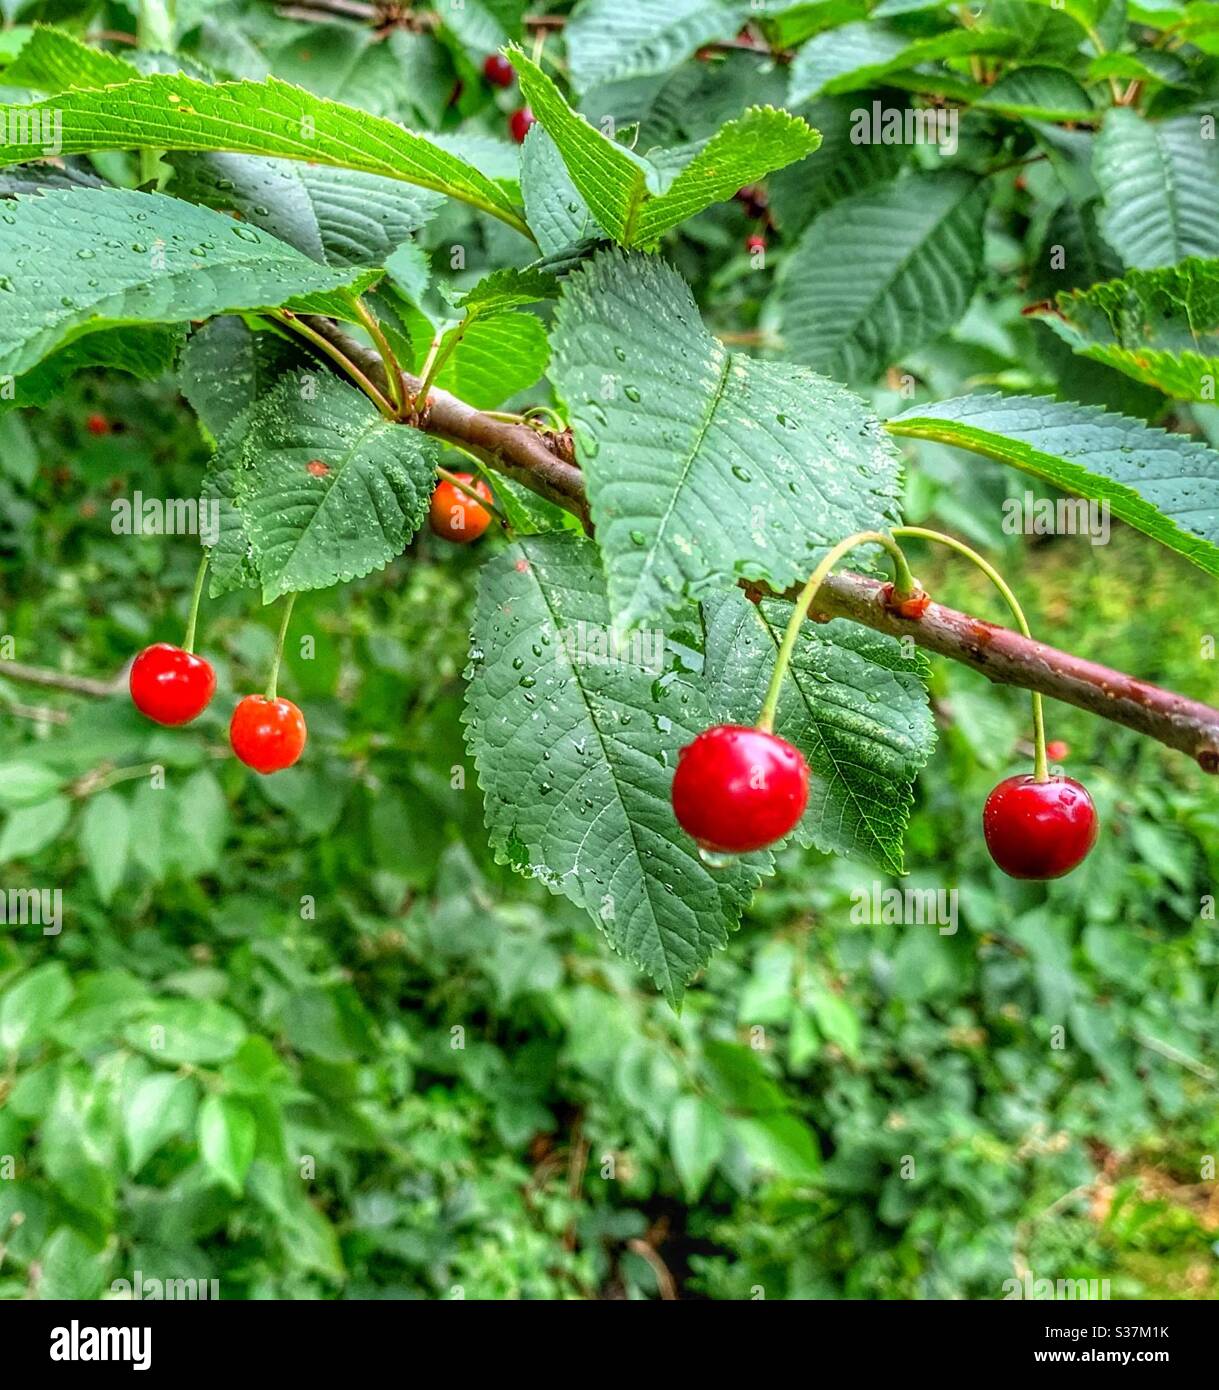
[888,392,1219,575]
[551,248,901,631]
[181,317,304,442]
[565,0,747,93]
[976,64,1096,121]
[203,402,260,598]
[0,325,185,419]
[520,125,605,255]
[463,533,771,1003]
[508,50,819,249]
[79,791,130,906]
[0,71,531,236]
[168,153,443,268]
[702,588,934,874]
[435,311,550,409]
[1094,109,1219,269]
[1033,258,1219,402]
[760,0,870,50]
[0,189,379,383]
[4,24,140,90]
[775,172,988,383]
[788,21,1018,103]
[198,1093,257,1195]
[235,373,438,600]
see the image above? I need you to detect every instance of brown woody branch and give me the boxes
[299,317,1219,772]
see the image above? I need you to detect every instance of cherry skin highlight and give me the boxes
[429,473,493,544]
[129,643,216,726]
[483,54,514,87]
[983,773,1097,879]
[230,695,307,774]
[509,107,536,142]
[671,724,809,854]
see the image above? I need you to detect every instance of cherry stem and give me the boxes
[893,526,1048,782]
[348,295,406,417]
[756,530,915,734]
[267,593,297,703]
[270,311,395,419]
[183,553,209,655]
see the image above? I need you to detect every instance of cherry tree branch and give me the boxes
[299,316,1219,773]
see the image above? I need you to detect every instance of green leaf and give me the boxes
[203,403,261,598]
[668,1095,728,1200]
[168,153,443,267]
[123,1071,198,1174]
[760,0,870,49]
[3,24,140,91]
[0,761,61,807]
[233,373,438,601]
[0,189,379,383]
[173,769,229,873]
[565,0,747,92]
[0,72,530,236]
[198,1093,257,1195]
[37,1228,106,1301]
[734,1112,821,1183]
[463,534,771,1004]
[181,317,304,442]
[124,998,248,1064]
[550,249,901,630]
[0,796,70,863]
[508,50,820,249]
[775,172,988,383]
[78,791,130,906]
[0,962,72,1051]
[788,21,1018,102]
[1033,257,1219,402]
[888,392,1219,575]
[702,589,935,874]
[1094,110,1219,269]
[434,312,551,409]
[0,325,185,419]
[976,64,1096,122]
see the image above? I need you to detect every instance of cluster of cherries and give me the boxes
[482,54,535,143]
[128,476,495,769]
[671,570,1098,881]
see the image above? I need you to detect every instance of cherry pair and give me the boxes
[128,644,305,774]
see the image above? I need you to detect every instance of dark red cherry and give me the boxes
[671,724,809,854]
[129,643,216,726]
[483,54,514,87]
[509,107,536,143]
[983,774,1097,880]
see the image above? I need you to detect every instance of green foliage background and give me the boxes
[0,0,1217,1301]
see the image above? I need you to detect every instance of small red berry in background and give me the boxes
[982,774,1097,879]
[746,233,768,254]
[129,643,216,726]
[429,473,493,544]
[509,107,536,143]
[85,413,111,437]
[230,695,307,774]
[483,53,514,87]
[1046,739,1069,762]
[671,724,809,854]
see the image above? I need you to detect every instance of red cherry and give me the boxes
[483,53,514,87]
[509,107,536,143]
[983,774,1097,880]
[1046,739,1070,762]
[129,643,216,726]
[429,473,493,544]
[85,412,111,437]
[229,695,307,774]
[746,233,768,254]
[671,724,809,854]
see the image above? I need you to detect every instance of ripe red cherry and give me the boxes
[483,53,514,87]
[230,695,307,774]
[129,643,216,726]
[85,412,111,436]
[1046,739,1070,762]
[429,473,493,543]
[983,774,1097,880]
[672,724,809,854]
[509,107,536,143]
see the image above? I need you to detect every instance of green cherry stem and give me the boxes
[435,464,509,524]
[893,525,1048,782]
[183,552,210,655]
[756,530,915,734]
[267,594,297,702]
